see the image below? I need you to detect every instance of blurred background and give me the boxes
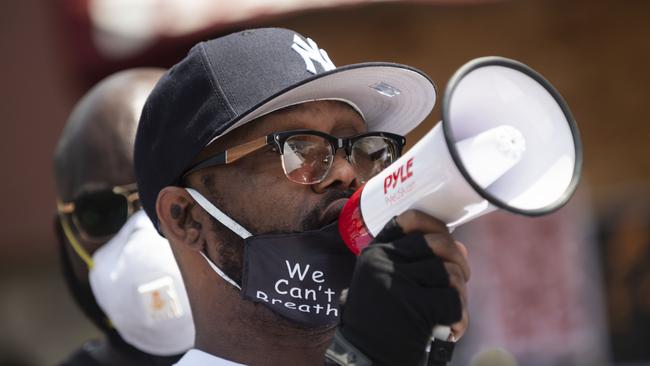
[1,0,649,365]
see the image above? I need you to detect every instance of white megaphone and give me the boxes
[339,56,582,254]
[338,56,582,347]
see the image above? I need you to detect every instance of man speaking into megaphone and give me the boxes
[336,56,581,364]
[133,28,579,366]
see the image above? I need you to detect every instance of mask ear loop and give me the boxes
[58,212,95,269]
[199,252,241,290]
[185,188,252,239]
[55,213,115,331]
[185,188,250,290]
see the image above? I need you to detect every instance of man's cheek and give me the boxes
[241,167,316,231]
[254,194,307,231]
[249,156,286,180]
[281,194,320,231]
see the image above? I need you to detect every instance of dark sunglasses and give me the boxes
[183,129,406,184]
[56,183,140,241]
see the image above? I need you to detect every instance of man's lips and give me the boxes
[319,198,349,226]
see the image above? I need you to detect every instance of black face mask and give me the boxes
[188,188,356,327]
[242,222,356,326]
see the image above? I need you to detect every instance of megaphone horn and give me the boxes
[339,56,583,255]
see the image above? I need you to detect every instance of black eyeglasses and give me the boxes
[57,183,140,241]
[183,129,406,184]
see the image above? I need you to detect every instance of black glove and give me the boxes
[337,219,462,366]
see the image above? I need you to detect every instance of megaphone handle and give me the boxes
[425,326,455,366]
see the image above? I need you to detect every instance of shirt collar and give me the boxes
[174,349,246,366]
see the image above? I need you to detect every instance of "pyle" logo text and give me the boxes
[383,158,414,194]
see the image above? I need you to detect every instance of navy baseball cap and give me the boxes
[135,27,437,229]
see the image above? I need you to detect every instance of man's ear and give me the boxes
[156,186,206,251]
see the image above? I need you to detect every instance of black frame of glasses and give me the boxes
[183,129,407,179]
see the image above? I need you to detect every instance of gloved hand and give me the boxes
[337,210,469,366]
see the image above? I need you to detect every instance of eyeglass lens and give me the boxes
[282,134,334,184]
[281,134,398,184]
[350,136,398,182]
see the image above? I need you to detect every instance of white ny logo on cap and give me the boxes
[291,35,336,74]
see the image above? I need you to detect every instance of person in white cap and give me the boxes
[135,28,469,365]
[54,68,195,366]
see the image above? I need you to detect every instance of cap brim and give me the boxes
[208,62,437,145]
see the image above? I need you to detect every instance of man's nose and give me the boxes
[311,151,362,193]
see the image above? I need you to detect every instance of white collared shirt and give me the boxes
[174,349,247,366]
